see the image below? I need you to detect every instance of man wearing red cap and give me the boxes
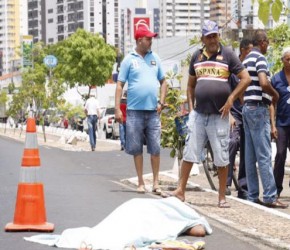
[115,25,167,194]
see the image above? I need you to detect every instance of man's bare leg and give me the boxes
[170,160,193,202]
[217,166,230,207]
[151,154,160,189]
[134,154,145,192]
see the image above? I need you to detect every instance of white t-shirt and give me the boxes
[85,97,100,116]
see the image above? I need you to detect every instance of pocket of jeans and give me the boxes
[217,128,227,138]
[245,109,264,130]
[216,128,229,162]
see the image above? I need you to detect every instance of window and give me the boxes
[68,13,74,22]
[57,5,64,13]
[48,9,53,14]
[77,12,83,20]
[57,25,64,33]
[57,15,64,23]
[48,38,54,43]
[68,3,74,11]
[68,23,75,32]
[48,18,53,23]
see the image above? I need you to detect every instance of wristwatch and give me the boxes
[158,100,164,107]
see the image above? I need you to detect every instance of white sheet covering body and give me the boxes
[25,197,212,249]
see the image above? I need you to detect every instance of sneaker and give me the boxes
[121,146,124,151]
[237,190,248,200]
[225,186,231,196]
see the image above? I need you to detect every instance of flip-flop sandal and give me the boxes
[152,187,162,195]
[218,200,231,208]
[137,186,146,194]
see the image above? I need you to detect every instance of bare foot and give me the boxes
[161,190,185,202]
[186,225,206,237]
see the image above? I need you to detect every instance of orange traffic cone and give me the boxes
[5,117,54,232]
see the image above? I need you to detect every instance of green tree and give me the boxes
[55,29,116,93]
[267,23,290,74]
[7,42,66,129]
[160,86,187,164]
[254,0,286,25]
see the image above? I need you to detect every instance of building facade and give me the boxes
[0,0,27,77]
[28,0,119,47]
[159,0,210,38]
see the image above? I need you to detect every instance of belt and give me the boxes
[245,101,269,107]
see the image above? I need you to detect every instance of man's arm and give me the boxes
[187,74,197,112]
[115,81,124,123]
[159,78,167,104]
[157,78,168,113]
[220,69,251,118]
[269,104,278,140]
[258,72,279,105]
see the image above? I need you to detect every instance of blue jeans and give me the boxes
[119,122,126,148]
[242,103,277,203]
[87,115,98,148]
[126,110,161,155]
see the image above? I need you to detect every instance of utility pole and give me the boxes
[238,0,243,41]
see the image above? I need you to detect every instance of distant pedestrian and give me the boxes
[85,91,101,151]
[26,103,36,118]
[242,30,288,208]
[271,46,290,198]
[115,25,167,194]
[163,20,251,208]
[119,91,127,151]
[226,38,253,199]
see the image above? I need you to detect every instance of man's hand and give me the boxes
[271,125,278,141]
[219,96,234,119]
[115,108,123,123]
[157,102,167,113]
[229,114,236,132]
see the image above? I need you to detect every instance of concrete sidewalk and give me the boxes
[1,123,290,249]
[0,124,120,152]
[125,165,290,250]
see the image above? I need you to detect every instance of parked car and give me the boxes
[99,107,115,139]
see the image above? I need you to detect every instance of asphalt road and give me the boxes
[0,136,269,250]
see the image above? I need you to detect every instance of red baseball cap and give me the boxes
[135,25,158,40]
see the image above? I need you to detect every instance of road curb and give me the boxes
[124,170,290,250]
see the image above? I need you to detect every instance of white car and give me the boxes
[99,107,115,139]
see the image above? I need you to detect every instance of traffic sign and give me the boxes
[43,55,58,68]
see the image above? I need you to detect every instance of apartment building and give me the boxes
[28,0,119,47]
[159,0,210,38]
[0,0,27,77]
